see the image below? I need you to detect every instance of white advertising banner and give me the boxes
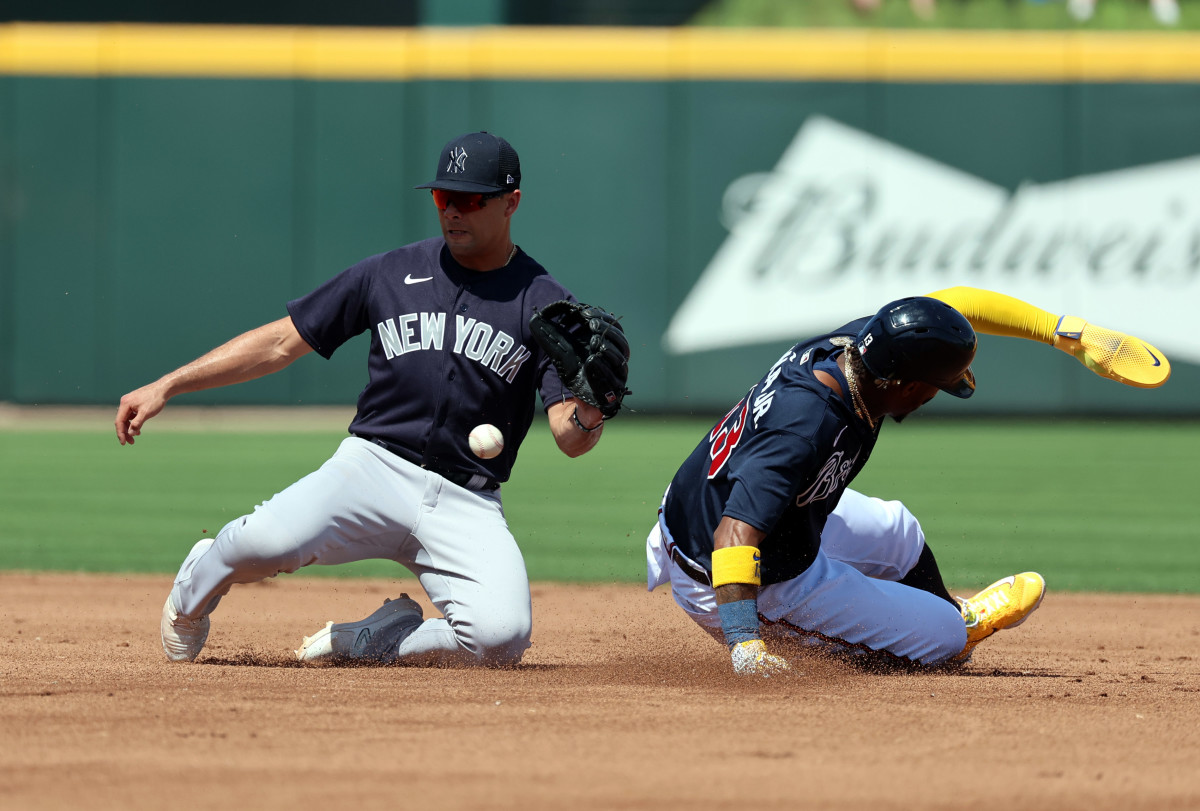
[665,116,1199,363]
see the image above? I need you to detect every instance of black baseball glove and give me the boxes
[529,300,632,419]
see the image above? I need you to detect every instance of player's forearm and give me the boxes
[547,399,603,458]
[711,518,788,676]
[155,317,312,399]
[712,519,762,615]
[713,515,765,552]
[715,582,757,605]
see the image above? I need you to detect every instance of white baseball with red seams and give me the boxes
[469,424,504,459]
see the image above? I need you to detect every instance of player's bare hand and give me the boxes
[115,385,168,445]
[729,639,791,677]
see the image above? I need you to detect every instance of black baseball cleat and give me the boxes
[295,594,424,665]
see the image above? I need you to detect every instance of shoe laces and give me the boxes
[970,590,1013,622]
[957,597,981,628]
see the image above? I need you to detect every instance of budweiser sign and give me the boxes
[665,116,1198,363]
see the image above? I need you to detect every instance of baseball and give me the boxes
[469,424,504,459]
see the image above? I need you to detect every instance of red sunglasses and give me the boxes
[431,189,507,213]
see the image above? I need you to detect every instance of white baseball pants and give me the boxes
[646,489,967,666]
[168,437,532,665]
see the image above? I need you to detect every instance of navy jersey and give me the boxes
[286,237,573,483]
[662,318,880,586]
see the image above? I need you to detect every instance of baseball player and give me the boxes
[115,131,630,666]
[647,288,1169,675]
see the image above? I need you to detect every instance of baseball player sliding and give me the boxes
[648,288,1169,675]
[115,131,631,666]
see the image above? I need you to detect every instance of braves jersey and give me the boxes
[662,318,880,586]
[286,237,573,483]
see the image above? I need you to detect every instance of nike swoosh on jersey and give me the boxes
[404,274,433,285]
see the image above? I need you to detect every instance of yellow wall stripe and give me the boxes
[2,23,1199,82]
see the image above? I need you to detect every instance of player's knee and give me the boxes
[454,613,532,666]
[479,634,530,666]
[924,603,969,665]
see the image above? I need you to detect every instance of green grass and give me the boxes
[849,420,1198,592]
[693,0,1200,30]
[1,417,1196,592]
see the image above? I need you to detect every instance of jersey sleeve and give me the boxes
[721,427,817,533]
[285,257,374,359]
[537,360,571,411]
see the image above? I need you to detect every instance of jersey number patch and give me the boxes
[707,389,753,479]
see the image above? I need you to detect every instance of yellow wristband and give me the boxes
[711,546,761,588]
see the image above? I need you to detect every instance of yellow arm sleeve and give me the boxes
[926,286,1059,345]
[926,286,1171,388]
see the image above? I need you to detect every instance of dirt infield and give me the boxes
[2,573,1198,811]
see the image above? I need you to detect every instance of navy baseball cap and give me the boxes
[415,131,521,194]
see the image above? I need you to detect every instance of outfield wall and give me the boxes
[1,25,1197,415]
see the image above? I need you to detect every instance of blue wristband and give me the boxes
[717,599,760,647]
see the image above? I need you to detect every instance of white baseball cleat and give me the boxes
[161,596,210,663]
[295,594,424,665]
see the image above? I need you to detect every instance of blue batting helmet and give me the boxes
[855,297,977,399]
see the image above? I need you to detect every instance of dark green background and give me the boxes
[2,76,1197,413]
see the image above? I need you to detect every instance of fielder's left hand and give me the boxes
[529,300,631,419]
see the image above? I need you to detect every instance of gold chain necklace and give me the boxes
[842,351,876,431]
[504,243,518,266]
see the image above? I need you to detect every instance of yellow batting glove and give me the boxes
[729,639,791,677]
[1052,316,1171,389]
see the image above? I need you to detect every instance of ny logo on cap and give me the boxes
[446,147,468,174]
